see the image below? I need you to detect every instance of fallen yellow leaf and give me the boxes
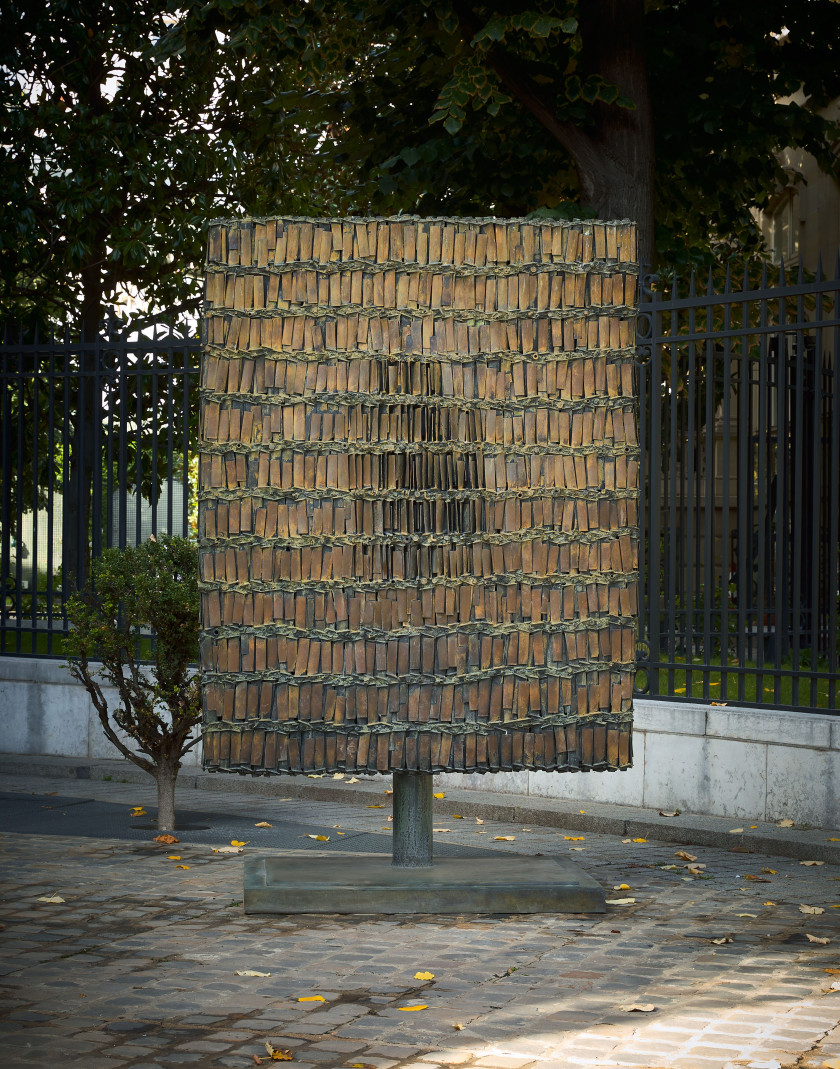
[453,814,463,819]
[823,1057,840,1069]
[453,1023,463,1031]
[764,901,776,906]
[176,864,190,870]
[631,838,648,844]
[433,792,445,799]
[367,805,384,809]
[614,884,631,891]
[749,825,757,829]
[265,1041,293,1061]
[777,818,794,827]
[830,838,840,842]
[236,970,271,977]
[398,1005,427,1012]
[579,809,586,814]
[131,807,146,815]
[414,971,435,980]
[762,868,776,874]
[154,834,179,844]
[298,995,325,1002]
[304,834,330,842]
[231,840,249,847]
[564,836,585,841]
[494,836,515,841]
[729,828,744,834]
[167,856,181,860]
[255,822,273,828]
[336,831,345,836]
[675,851,698,862]
[332,773,345,780]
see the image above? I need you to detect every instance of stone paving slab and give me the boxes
[1,771,840,1067]
[2,752,839,863]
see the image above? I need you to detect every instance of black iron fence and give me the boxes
[1,260,839,712]
[636,261,839,713]
[0,321,199,656]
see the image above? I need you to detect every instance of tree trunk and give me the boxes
[154,758,179,832]
[577,0,655,266]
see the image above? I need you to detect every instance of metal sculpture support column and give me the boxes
[392,772,433,868]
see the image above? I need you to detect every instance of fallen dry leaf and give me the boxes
[825,968,840,974]
[475,818,484,825]
[37,894,65,904]
[304,834,330,842]
[265,1041,293,1061]
[606,897,635,905]
[744,875,771,882]
[175,865,190,870]
[494,836,515,841]
[131,807,146,816]
[619,1003,655,1012]
[800,905,825,915]
[231,840,249,847]
[613,884,631,891]
[212,846,243,854]
[167,856,181,860]
[659,810,680,817]
[453,1023,464,1031]
[332,773,345,780]
[675,851,697,862]
[564,836,585,841]
[736,913,757,918]
[829,838,840,842]
[762,868,776,874]
[764,901,777,906]
[350,1063,378,1068]
[298,995,326,1002]
[236,970,270,977]
[686,864,706,875]
[384,789,393,795]
[398,1005,427,1012]
[433,792,445,799]
[414,971,435,981]
[631,838,648,844]
[777,818,795,828]
[570,847,585,852]
[729,828,744,834]
[153,834,179,844]
[347,777,360,784]
[801,860,825,867]
[255,822,273,828]
[433,828,451,833]
[307,774,324,779]
[367,805,384,809]
[453,814,463,819]
[711,936,733,945]
[808,934,831,944]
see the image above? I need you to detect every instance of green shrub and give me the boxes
[64,535,201,831]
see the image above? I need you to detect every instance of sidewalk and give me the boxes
[2,759,840,1069]
[2,752,838,863]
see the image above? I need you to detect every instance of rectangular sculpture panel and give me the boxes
[199,216,639,775]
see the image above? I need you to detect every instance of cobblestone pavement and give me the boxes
[1,774,840,1069]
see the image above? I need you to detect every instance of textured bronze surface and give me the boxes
[199,216,639,775]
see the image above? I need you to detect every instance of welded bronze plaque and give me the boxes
[199,216,638,775]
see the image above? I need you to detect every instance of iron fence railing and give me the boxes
[2,259,839,713]
[0,321,199,656]
[636,261,840,713]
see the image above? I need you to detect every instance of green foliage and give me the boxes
[64,536,201,773]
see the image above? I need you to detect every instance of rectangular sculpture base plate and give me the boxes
[244,853,606,914]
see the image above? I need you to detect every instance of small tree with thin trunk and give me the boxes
[65,535,201,832]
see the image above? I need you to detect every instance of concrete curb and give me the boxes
[1,751,838,864]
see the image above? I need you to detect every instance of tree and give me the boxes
[205,0,839,269]
[64,535,201,832]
